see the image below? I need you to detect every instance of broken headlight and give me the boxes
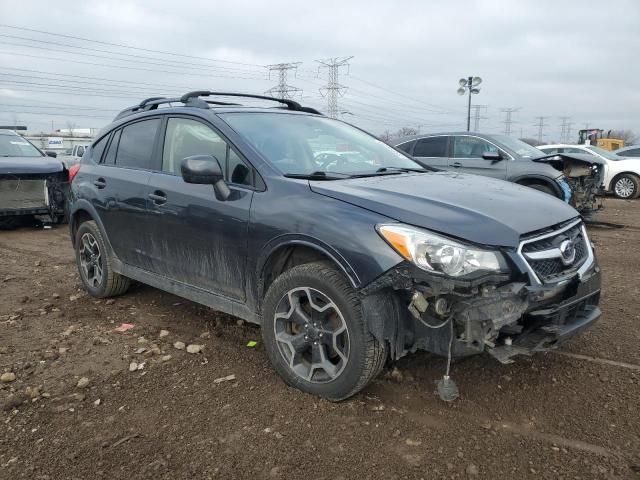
[377,224,508,277]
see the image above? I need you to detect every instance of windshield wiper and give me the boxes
[375,166,427,173]
[284,171,353,180]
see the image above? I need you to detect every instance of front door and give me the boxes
[448,135,507,179]
[145,116,254,301]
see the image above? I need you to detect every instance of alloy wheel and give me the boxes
[273,287,350,383]
[615,177,635,198]
[79,232,103,288]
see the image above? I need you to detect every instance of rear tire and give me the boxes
[612,174,639,199]
[261,261,386,401]
[74,220,130,298]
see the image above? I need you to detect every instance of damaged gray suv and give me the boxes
[69,92,602,401]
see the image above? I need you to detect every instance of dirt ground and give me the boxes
[1,199,639,480]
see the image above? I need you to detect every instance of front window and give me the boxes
[220,113,422,175]
[490,135,544,158]
[0,134,43,157]
[585,145,621,161]
[453,136,499,158]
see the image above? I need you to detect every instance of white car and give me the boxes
[538,144,640,199]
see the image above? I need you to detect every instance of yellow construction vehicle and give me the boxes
[578,129,625,151]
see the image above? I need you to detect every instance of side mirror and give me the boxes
[482,151,502,162]
[46,151,57,158]
[180,155,230,201]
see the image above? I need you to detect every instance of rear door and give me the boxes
[144,116,255,301]
[89,117,161,268]
[448,135,507,179]
[412,136,449,168]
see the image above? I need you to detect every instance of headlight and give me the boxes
[377,224,508,277]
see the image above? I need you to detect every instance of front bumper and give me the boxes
[487,269,601,363]
[361,251,602,363]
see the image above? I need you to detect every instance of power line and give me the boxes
[501,108,519,136]
[0,40,267,79]
[0,49,270,82]
[0,33,265,76]
[471,105,488,132]
[265,62,302,99]
[0,24,267,69]
[316,57,353,119]
[534,116,548,143]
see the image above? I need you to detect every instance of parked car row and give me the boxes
[65,92,602,400]
[392,133,605,215]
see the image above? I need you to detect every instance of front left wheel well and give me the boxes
[259,245,355,305]
[516,177,561,198]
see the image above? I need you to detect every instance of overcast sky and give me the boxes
[0,0,638,142]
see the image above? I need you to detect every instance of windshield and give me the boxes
[0,134,42,157]
[221,112,423,176]
[490,135,545,158]
[585,145,620,160]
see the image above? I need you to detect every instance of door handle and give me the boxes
[451,162,462,168]
[93,178,106,188]
[148,191,167,205]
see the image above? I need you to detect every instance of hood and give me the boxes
[310,171,579,248]
[533,152,606,168]
[0,156,64,175]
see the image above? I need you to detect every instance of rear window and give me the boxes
[116,119,160,169]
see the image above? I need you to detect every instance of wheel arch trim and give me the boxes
[512,175,562,197]
[256,235,361,290]
[607,171,639,191]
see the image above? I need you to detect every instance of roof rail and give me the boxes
[180,91,323,114]
[114,91,323,121]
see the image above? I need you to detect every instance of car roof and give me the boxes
[391,132,501,145]
[538,144,587,148]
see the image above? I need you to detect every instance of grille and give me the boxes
[521,222,589,282]
[0,179,47,210]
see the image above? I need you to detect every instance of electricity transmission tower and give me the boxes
[471,105,488,132]
[501,108,519,136]
[565,121,574,143]
[559,116,572,143]
[534,116,548,143]
[316,56,353,118]
[265,62,302,99]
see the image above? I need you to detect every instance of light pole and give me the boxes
[457,76,482,132]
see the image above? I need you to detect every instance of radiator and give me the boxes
[0,179,48,210]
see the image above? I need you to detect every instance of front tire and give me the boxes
[612,174,639,199]
[261,262,386,401]
[74,220,130,298]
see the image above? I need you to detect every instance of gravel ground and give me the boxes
[0,199,639,479]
